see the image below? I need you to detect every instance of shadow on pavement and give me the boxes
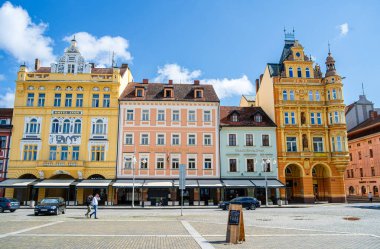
[350,205,380,210]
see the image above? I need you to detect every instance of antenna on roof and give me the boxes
[111,51,115,67]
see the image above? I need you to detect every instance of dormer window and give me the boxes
[254,114,262,123]
[135,87,144,97]
[195,89,203,98]
[164,89,173,98]
[68,64,75,73]
[231,114,238,122]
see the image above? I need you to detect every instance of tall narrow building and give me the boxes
[256,33,349,203]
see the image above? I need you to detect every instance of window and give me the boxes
[49,146,57,160]
[291,112,296,124]
[156,157,164,169]
[73,94,83,108]
[38,93,45,107]
[172,134,180,145]
[195,90,203,98]
[331,137,335,152]
[136,89,143,97]
[349,153,352,161]
[126,110,134,121]
[336,136,342,152]
[313,137,323,152]
[92,94,99,107]
[188,158,196,169]
[204,134,212,146]
[140,156,148,169]
[63,119,71,134]
[289,67,293,78]
[371,167,375,176]
[358,151,362,160]
[68,64,75,73]
[27,93,34,106]
[329,113,333,124]
[72,146,79,160]
[247,159,254,172]
[157,110,165,121]
[172,110,180,121]
[245,134,253,146]
[254,114,262,122]
[51,119,59,133]
[23,145,38,160]
[262,134,270,146]
[286,137,297,152]
[204,158,212,169]
[315,91,320,101]
[142,110,149,121]
[368,140,372,144]
[125,134,133,145]
[332,89,337,100]
[73,120,81,134]
[229,159,237,172]
[172,157,179,169]
[308,91,313,101]
[103,94,110,107]
[310,113,316,125]
[65,94,72,107]
[0,136,6,148]
[297,67,302,77]
[231,114,238,122]
[284,112,289,124]
[370,149,373,158]
[123,156,132,169]
[61,146,68,160]
[334,112,339,123]
[188,134,196,145]
[289,91,295,100]
[157,134,165,145]
[283,90,288,100]
[317,113,322,125]
[327,90,331,100]
[164,89,172,98]
[141,134,149,145]
[93,119,107,135]
[91,146,105,161]
[262,159,271,172]
[26,118,40,134]
[204,111,211,122]
[360,168,363,177]
[188,110,196,122]
[228,134,237,146]
[54,94,61,107]
[305,67,310,78]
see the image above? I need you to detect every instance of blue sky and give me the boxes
[0,0,379,107]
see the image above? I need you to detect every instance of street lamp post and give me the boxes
[132,155,137,208]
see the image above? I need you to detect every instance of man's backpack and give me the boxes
[86,196,93,205]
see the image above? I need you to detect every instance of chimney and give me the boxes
[168,80,173,85]
[142,79,149,84]
[194,80,200,85]
[370,110,378,119]
[255,79,260,93]
[121,63,128,68]
[34,59,40,71]
[259,74,263,83]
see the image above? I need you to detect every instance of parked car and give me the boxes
[219,197,260,210]
[34,197,66,216]
[0,197,20,213]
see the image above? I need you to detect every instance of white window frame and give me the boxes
[228,133,237,146]
[126,110,134,121]
[203,155,212,169]
[261,134,270,147]
[228,158,238,172]
[142,110,150,121]
[157,110,165,121]
[203,110,211,122]
[203,133,212,146]
[188,133,196,146]
[172,110,180,122]
[155,154,165,169]
[188,110,196,122]
[313,137,324,152]
[171,133,180,146]
[245,133,254,146]
[124,133,134,145]
[171,155,180,169]
[140,133,149,145]
[139,154,149,169]
[156,133,165,145]
[187,154,197,170]
[246,158,255,172]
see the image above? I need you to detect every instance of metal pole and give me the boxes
[181,188,183,216]
[265,175,268,207]
[132,157,135,208]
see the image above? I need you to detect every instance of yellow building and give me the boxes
[4,38,132,205]
[256,33,349,203]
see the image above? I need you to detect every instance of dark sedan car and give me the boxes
[34,197,66,216]
[219,197,260,210]
[0,197,20,213]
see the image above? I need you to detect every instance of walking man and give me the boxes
[85,195,93,218]
[368,192,373,203]
[90,194,100,219]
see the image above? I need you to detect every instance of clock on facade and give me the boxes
[296,52,301,57]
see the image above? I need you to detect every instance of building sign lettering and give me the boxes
[52,110,83,115]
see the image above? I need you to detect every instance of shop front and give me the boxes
[198,180,223,205]
[0,178,37,205]
[112,180,144,206]
[33,179,75,205]
[222,179,255,201]
[143,180,174,206]
[174,180,198,206]
[251,179,285,205]
[75,179,112,205]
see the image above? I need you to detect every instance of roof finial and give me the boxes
[292,27,295,35]
[362,82,365,96]
[111,51,115,67]
[328,41,331,55]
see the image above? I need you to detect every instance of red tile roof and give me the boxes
[220,106,276,127]
[348,115,380,140]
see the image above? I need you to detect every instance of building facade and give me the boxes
[345,95,380,198]
[219,106,282,204]
[4,38,133,204]
[117,80,220,206]
[256,33,349,203]
[0,108,13,197]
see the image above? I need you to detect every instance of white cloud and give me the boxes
[153,63,254,99]
[0,1,55,65]
[64,32,132,67]
[0,88,15,108]
[339,23,349,36]
[0,74,5,81]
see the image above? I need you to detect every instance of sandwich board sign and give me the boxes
[226,204,245,244]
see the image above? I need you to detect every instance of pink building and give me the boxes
[345,111,380,198]
[116,79,220,206]
[0,108,13,197]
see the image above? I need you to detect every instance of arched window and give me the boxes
[283,90,288,100]
[332,89,337,100]
[305,67,310,78]
[289,67,293,78]
[51,119,59,133]
[93,119,106,134]
[28,118,40,134]
[74,120,81,134]
[309,90,313,101]
[297,67,302,77]
[315,91,320,101]
[289,90,295,101]
[63,119,71,134]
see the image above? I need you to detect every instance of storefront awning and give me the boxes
[143,180,173,188]
[33,179,75,188]
[112,180,144,188]
[198,180,223,188]
[250,179,285,188]
[75,180,112,188]
[0,179,37,188]
[173,180,199,188]
[222,179,255,188]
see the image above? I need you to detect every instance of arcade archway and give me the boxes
[284,164,303,203]
[311,164,331,202]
